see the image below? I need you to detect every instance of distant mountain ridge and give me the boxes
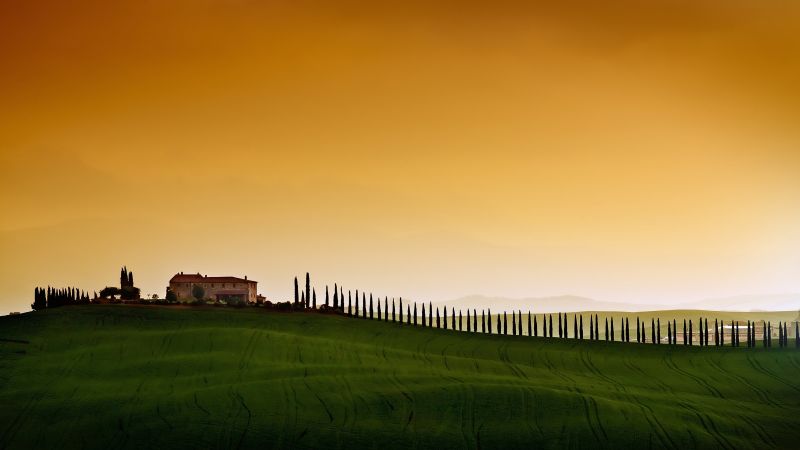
[433,293,800,313]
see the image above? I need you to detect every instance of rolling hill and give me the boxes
[1,305,799,449]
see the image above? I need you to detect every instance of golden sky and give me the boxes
[1,0,799,313]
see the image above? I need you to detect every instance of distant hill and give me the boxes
[676,293,800,312]
[432,294,667,313]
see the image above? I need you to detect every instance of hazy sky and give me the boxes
[2,0,799,314]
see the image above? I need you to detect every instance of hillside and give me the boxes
[1,306,799,449]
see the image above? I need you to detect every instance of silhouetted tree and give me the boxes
[377,299,381,320]
[590,315,594,340]
[511,312,515,336]
[325,286,330,308]
[459,310,463,331]
[453,307,457,330]
[304,273,310,309]
[413,303,417,325]
[392,298,396,322]
[487,309,492,334]
[312,288,317,309]
[407,305,411,324]
[573,315,577,339]
[666,319,671,344]
[444,306,449,330]
[399,298,403,323]
[504,312,509,335]
[550,314,555,338]
[610,317,614,342]
[636,317,641,343]
[294,277,299,305]
[580,315,584,340]
[604,318,609,341]
[301,291,305,306]
[192,284,205,301]
[533,314,538,337]
[529,312,533,337]
[482,310,486,333]
[422,303,426,327]
[436,307,440,328]
[626,318,630,342]
[657,319,661,344]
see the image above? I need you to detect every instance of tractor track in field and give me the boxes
[745,354,800,394]
[705,355,782,409]
[578,349,677,450]
[663,353,723,398]
[677,401,735,450]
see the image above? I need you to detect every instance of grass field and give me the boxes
[1,305,799,449]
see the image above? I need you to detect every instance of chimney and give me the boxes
[245,275,247,280]
[180,271,183,275]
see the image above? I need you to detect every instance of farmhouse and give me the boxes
[168,272,258,303]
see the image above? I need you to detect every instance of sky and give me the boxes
[1,0,800,314]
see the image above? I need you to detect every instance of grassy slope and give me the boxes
[0,306,798,450]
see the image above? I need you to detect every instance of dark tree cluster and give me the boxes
[32,286,91,310]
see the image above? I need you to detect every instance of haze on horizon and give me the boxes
[1,0,799,315]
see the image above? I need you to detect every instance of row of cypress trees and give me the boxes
[293,274,798,348]
[32,286,92,310]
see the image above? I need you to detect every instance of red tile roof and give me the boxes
[169,273,256,284]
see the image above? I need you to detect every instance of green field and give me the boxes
[1,306,799,449]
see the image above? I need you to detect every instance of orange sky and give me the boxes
[1,0,799,313]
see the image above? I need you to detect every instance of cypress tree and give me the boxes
[312,288,317,309]
[610,317,614,342]
[497,313,501,335]
[795,321,799,348]
[487,309,492,334]
[413,302,417,325]
[301,291,305,306]
[528,312,533,337]
[369,294,374,320]
[558,313,563,338]
[384,297,389,321]
[468,308,472,332]
[511,312,515,336]
[518,310,523,336]
[392,298,396,322]
[551,314,555,338]
[657,318,661,344]
[482,310,486,333]
[362,293,366,318]
[325,286,330,307]
[705,318,709,346]
[590,315,594,340]
[689,320,694,345]
[785,322,789,347]
[407,305,411,324]
[443,306,448,329]
[715,319,719,346]
[503,312,508,335]
[294,277,299,305]
[683,319,687,345]
[604,318,609,341]
[636,317,641,343]
[429,302,433,327]
[640,322,645,344]
[573,315,578,339]
[668,321,672,345]
[399,298,403,323]
[436,308,440,328]
[459,310,463,331]
[746,320,751,347]
[626,318,630,342]
[377,298,381,320]
[305,273,311,309]
[595,314,599,340]
[422,303,426,327]
[533,314,538,337]
[580,315,584,340]
[453,307,457,330]
[348,294,352,316]
[333,284,339,310]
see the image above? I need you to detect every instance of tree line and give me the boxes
[32,286,92,310]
